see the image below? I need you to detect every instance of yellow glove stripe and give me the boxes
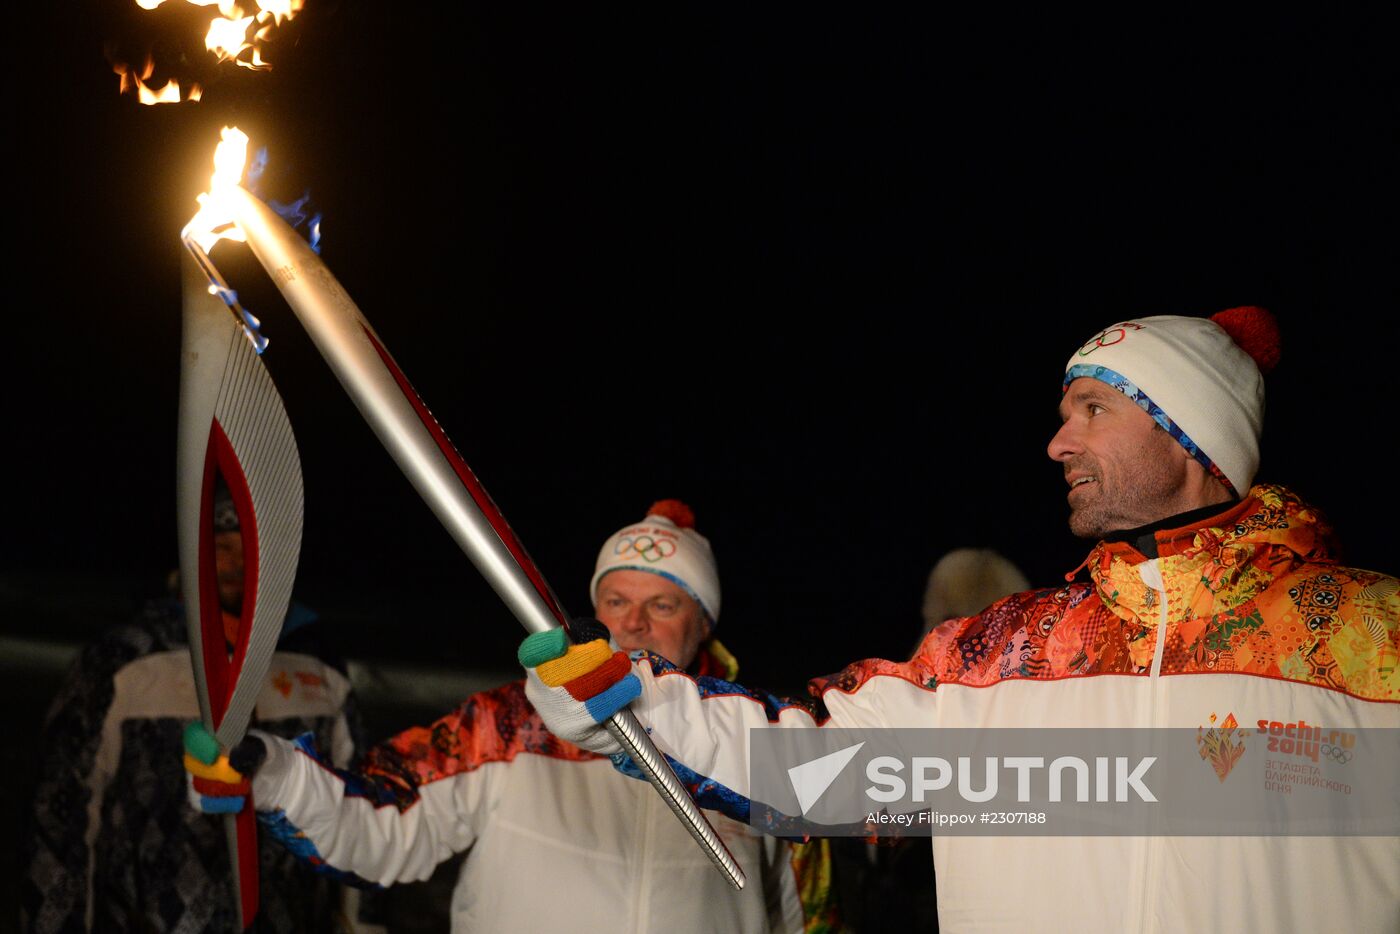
[184,753,244,784]
[535,639,612,687]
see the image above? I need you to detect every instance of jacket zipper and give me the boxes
[631,781,657,932]
[1136,559,1169,934]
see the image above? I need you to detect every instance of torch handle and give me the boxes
[227,186,746,890]
[604,709,747,889]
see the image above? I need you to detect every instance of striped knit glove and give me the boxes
[520,624,640,756]
[182,722,266,814]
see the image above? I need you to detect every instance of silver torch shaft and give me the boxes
[225,185,745,890]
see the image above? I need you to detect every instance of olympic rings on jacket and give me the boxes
[1320,744,1353,764]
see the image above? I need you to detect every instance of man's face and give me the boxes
[594,569,709,668]
[214,530,245,615]
[1047,378,1195,538]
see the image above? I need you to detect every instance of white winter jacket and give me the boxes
[250,677,819,933]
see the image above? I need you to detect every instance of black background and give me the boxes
[10,3,1398,696]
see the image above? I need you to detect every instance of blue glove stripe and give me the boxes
[200,794,246,814]
[584,673,641,722]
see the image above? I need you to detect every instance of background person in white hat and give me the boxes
[184,500,837,933]
[588,499,724,673]
[521,306,1400,934]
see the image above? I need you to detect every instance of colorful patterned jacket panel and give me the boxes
[350,681,597,811]
[815,485,1398,703]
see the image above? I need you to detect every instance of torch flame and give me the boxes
[199,0,304,70]
[254,0,300,23]
[182,126,250,254]
[183,127,276,354]
[113,56,203,104]
[118,0,304,103]
[205,13,258,62]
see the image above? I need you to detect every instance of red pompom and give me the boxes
[647,499,696,529]
[1211,305,1281,375]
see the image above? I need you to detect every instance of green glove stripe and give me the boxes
[183,721,220,766]
[518,627,570,668]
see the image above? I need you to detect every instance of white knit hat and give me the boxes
[590,500,721,627]
[1062,306,1281,498]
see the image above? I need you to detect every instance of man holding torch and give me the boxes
[185,500,838,933]
[518,308,1400,933]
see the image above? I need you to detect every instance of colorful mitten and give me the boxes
[520,624,639,755]
[182,722,266,814]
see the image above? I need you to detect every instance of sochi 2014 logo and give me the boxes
[1196,712,1248,783]
[1257,717,1355,765]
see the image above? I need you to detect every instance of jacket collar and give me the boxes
[1102,499,1243,559]
[1077,485,1339,626]
[692,637,739,680]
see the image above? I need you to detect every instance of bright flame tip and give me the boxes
[182,127,252,251]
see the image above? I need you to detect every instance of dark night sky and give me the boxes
[10,3,1398,691]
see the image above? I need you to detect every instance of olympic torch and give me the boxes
[181,136,746,889]
[177,236,304,927]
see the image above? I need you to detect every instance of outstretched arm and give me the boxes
[522,628,935,804]
[190,681,587,887]
[628,655,831,799]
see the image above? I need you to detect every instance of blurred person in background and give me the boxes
[21,481,376,933]
[919,548,1030,640]
[837,546,1031,932]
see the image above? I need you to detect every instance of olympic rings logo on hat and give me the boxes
[615,535,677,563]
[1077,322,1145,356]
